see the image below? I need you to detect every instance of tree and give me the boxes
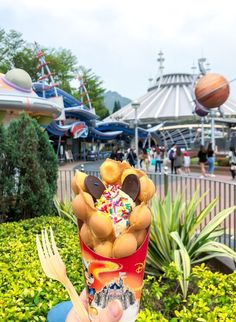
[44,48,78,93]
[73,66,109,119]
[0,124,13,218]
[113,100,121,113]
[0,28,110,119]
[35,125,58,199]
[5,113,58,221]
[0,29,26,73]
[0,29,78,93]
[12,45,39,81]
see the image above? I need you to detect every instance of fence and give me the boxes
[58,169,236,251]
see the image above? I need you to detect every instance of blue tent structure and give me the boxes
[33,83,149,142]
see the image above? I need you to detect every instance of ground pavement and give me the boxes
[59,160,235,183]
[58,160,236,251]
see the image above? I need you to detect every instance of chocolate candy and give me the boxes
[84,175,106,200]
[121,174,140,201]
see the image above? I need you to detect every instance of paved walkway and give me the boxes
[59,161,85,171]
[59,161,235,183]
[58,160,236,250]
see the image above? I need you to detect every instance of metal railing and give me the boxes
[58,170,236,251]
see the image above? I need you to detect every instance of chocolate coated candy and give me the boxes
[84,175,106,200]
[121,174,140,201]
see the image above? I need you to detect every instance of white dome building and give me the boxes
[106,55,236,150]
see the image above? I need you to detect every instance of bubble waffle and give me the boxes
[71,158,156,258]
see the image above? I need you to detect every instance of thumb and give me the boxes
[98,300,123,322]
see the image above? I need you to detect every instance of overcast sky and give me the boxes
[1,0,236,100]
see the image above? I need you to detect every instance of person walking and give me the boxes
[154,146,163,173]
[167,143,176,174]
[183,149,191,174]
[116,148,124,162]
[207,143,215,177]
[110,148,118,160]
[126,148,137,167]
[140,148,150,172]
[139,150,144,168]
[173,146,183,174]
[228,146,236,179]
[198,145,207,178]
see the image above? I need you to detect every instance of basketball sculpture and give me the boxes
[195,73,230,109]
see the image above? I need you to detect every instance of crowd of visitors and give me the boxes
[109,143,236,180]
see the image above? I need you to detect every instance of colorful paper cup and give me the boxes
[80,231,150,322]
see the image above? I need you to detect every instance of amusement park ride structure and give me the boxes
[0,67,62,125]
[106,52,236,150]
[0,50,150,159]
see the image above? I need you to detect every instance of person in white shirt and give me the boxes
[228,146,236,179]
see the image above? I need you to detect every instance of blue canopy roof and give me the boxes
[33,83,149,141]
[96,121,148,139]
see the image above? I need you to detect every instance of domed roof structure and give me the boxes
[5,68,32,92]
[106,51,236,150]
[106,72,236,125]
[0,68,62,125]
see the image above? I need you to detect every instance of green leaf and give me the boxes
[189,206,236,254]
[171,231,191,299]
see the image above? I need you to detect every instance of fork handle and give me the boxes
[63,277,89,321]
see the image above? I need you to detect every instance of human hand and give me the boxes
[66,289,123,322]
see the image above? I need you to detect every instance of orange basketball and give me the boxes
[195,73,230,108]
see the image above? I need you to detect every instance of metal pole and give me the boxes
[189,127,192,144]
[164,171,168,196]
[148,133,151,149]
[211,111,215,150]
[134,106,139,168]
[201,118,205,146]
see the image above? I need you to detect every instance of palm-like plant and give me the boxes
[146,190,236,298]
[53,196,77,226]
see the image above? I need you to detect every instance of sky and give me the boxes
[1,0,236,100]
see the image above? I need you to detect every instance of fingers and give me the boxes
[98,300,123,322]
[66,292,123,322]
[79,288,88,309]
[66,288,89,322]
[65,308,79,322]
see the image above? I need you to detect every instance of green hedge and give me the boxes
[0,216,84,321]
[1,216,236,321]
[139,264,236,321]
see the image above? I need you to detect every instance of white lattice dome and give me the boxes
[106,72,236,125]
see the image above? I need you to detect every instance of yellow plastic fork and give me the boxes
[36,227,89,321]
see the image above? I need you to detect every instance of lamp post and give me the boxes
[210,110,215,150]
[201,118,205,146]
[147,124,152,149]
[131,100,140,168]
[210,110,220,151]
[189,126,193,146]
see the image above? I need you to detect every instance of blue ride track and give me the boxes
[33,83,148,140]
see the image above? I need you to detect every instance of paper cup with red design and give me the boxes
[80,231,150,322]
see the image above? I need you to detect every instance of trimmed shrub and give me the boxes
[216,157,230,167]
[4,113,58,221]
[1,216,236,321]
[0,124,11,219]
[175,264,236,320]
[0,216,84,321]
[140,263,236,321]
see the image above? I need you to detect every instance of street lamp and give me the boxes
[211,110,221,151]
[131,100,140,168]
[147,124,152,149]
